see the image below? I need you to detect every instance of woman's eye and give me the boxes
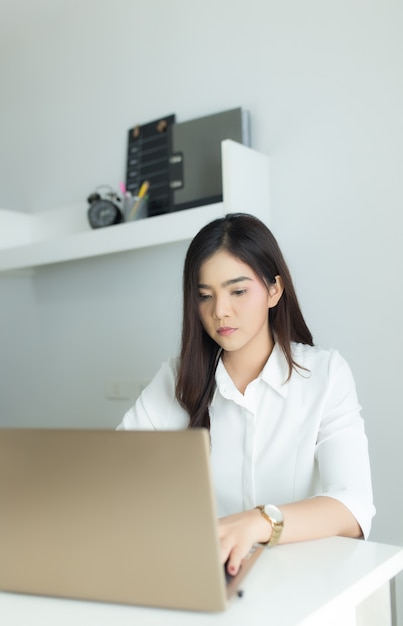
[199,293,212,301]
[232,289,247,296]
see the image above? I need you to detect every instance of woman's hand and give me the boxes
[218,508,271,575]
[219,498,362,576]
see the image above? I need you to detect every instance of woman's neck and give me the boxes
[222,335,274,395]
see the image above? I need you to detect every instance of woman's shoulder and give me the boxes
[291,341,342,357]
[117,356,186,430]
[288,343,357,398]
[161,356,181,378]
[146,356,180,392]
[159,355,180,374]
[290,342,351,373]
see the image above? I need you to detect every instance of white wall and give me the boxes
[1,0,402,619]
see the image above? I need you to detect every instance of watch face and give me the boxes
[264,504,284,524]
[88,199,122,229]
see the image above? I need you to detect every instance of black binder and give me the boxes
[125,114,175,217]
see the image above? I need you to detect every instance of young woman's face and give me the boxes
[197,250,279,356]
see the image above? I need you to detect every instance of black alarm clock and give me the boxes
[87,190,123,229]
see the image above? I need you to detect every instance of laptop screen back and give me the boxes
[0,428,227,611]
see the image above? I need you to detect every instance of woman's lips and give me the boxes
[217,327,237,337]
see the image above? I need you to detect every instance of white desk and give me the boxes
[1,537,403,626]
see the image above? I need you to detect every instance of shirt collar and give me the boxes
[213,342,290,400]
[260,342,290,398]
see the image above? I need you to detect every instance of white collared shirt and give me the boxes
[118,343,375,538]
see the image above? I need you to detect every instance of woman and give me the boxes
[118,213,375,576]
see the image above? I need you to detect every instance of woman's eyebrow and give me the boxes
[198,276,253,289]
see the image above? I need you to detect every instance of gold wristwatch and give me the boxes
[256,504,284,547]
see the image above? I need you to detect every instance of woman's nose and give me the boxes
[212,295,230,320]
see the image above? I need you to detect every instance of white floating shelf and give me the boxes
[0,140,270,272]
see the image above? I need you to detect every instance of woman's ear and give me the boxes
[267,275,284,309]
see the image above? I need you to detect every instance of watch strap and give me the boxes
[256,504,283,547]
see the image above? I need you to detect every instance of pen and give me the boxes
[137,180,149,199]
[129,181,150,221]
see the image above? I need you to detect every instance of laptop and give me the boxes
[0,428,263,612]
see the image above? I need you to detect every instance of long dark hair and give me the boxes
[175,213,313,429]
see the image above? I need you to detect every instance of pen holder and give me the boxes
[123,195,149,222]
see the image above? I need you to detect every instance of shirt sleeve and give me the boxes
[116,358,189,431]
[315,350,375,538]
